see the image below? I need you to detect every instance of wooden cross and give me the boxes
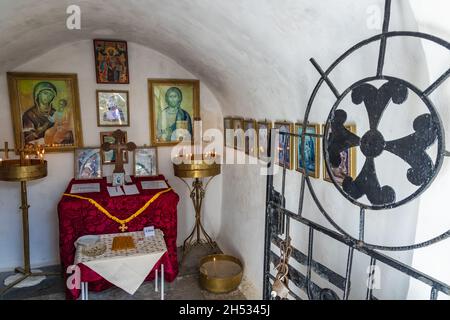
[101,130,136,174]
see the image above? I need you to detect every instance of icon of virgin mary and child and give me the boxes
[156,87,193,142]
[22,81,74,145]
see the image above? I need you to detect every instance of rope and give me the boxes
[274,236,292,284]
[63,188,172,232]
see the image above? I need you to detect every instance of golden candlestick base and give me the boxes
[0,159,59,297]
[173,156,221,258]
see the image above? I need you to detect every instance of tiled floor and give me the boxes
[0,245,246,300]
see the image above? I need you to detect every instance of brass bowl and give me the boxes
[173,158,221,178]
[199,254,243,293]
[0,159,47,182]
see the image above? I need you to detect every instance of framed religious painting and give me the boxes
[133,147,158,177]
[322,124,357,185]
[244,119,257,157]
[7,72,83,153]
[100,131,129,165]
[148,79,200,146]
[93,39,129,84]
[74,148,102,180]
[232,117,245,151]
[295,123,321,178]
[223,117,234,148]
[256,120,272,160]
[274,122,294,170]
[97,90,130,127]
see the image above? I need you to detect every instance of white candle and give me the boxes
[201,259,242,278]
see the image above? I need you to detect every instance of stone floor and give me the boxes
[0,244,246,300]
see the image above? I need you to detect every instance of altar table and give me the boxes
[76,229,168,300]
[58,175,179,300]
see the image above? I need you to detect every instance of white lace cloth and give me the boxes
[74,229,167,295]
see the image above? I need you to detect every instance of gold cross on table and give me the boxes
[119,224,128,232]
[101,130,136,173]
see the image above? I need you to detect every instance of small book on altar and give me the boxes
[123,184,139,195]
[70,183,100,194]
[141,180,168,190]
[107,186,125,197]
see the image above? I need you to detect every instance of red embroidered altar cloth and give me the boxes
[57,175,179,300]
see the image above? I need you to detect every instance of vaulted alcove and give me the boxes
[0,0,449,301]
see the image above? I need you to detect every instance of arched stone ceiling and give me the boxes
[0,0,423,118]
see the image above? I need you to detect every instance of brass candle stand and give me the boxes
[0,142,58,296]
[173,154,221,257]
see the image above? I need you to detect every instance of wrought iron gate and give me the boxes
[263,0,450,300]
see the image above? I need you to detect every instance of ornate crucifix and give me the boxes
[101,130,136,173]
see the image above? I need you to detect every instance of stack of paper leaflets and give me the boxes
[140,180,168,190]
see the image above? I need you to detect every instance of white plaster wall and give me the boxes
[0,40,223,271]
[407,0,450,300]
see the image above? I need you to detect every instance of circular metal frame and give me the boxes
[303,31,450,251]
[323,75,444,210]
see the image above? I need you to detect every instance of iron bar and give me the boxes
[310,58,341,99]
[366,257,377,300]
[285,217,291,239]
[263,129,275,300]
[306,227,315,299]
[430,287,438,300]
[281,157,287,235]
[297,175,306,216]
[343,247,354,300]
[278,130,322,139]
[359,207,365,242]
[376,0,392,77]
[423,67,450,97]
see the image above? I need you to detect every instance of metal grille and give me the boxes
[263,0,450,300]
